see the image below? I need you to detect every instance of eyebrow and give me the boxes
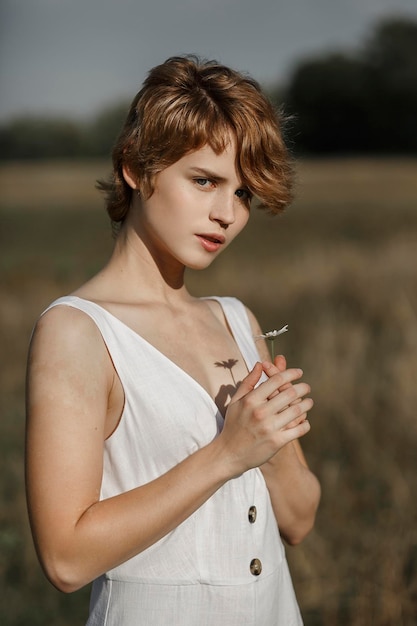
[189,167,226,182]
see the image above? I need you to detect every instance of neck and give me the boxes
[99,221,191,306]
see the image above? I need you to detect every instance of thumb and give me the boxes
[231,362,263,403]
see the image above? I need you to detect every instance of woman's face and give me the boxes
[126,141,252,271]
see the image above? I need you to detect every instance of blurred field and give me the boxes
[1,158,417,625]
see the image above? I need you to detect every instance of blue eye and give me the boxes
[195,178,210,187]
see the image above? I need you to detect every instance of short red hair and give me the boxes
[98,55,294,225]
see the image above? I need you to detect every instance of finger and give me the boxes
[274,355,293,392]
[230,362,264,403]
[281,417,311,442]
[261,361,281,399]
[262,359,282,377]
[285,412,310,430]
[286,397,314,426]
[263,359,292,397]
[276,397,314,430]
[255,368,304,402]
[272,414,312,450]
[273,386,313,424]
[274,354,286,372]
[267,382,311,415]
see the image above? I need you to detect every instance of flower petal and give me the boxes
[254,325,289,340]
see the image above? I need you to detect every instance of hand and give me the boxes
[219,361,313,476]
[262,355,312,431]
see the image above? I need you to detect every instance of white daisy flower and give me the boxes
[255,325,288,359]
[256,325,289,340]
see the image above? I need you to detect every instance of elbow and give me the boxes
[51,579,82,595]
[40,553,90,594]
[51,577,85,595]
[28,510,97,592]
[282,478,321,546]
[45,568,85,594]
[283,518,315,546]
[46,568,88,594]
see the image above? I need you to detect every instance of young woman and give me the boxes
[26,55,320,625]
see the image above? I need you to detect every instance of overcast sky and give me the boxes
[1,0,416,122]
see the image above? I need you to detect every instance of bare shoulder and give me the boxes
[202,297,223,318]
[31,303,102,351]
[203,297,261,333]
[243,305,271,362]
[203,297,269,358]
[28,303,113,392]
[26,302,118,453]
[243,304,263,335]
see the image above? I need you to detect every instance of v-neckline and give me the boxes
[66,295,251,415]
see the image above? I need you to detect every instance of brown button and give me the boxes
[248,506,257,523]
[250,558,262,576]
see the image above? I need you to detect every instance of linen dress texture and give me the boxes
[44,295,303,625]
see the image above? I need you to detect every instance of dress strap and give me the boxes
[205,297,264,374]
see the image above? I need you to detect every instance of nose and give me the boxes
[209,192,235,229]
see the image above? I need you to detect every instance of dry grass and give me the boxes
[1,158,417,625]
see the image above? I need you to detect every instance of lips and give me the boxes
[196,233,225,252]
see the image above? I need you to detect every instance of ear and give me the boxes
[122,165,139,190]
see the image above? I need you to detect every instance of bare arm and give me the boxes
[26,306,313,593]
[26,306,231,592]
[246,307,321,545]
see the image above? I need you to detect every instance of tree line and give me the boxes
[1,15,416,159]
[0,103,130,161]
[279,16,417,155]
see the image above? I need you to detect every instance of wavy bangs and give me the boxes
[98,55,294,225]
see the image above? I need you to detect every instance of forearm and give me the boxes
[28,343,315,592]
[260,440,321,545]
[31,438,232,593]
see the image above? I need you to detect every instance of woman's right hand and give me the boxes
[220,363,313,476]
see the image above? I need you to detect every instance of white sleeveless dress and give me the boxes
[45,295,303,626]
